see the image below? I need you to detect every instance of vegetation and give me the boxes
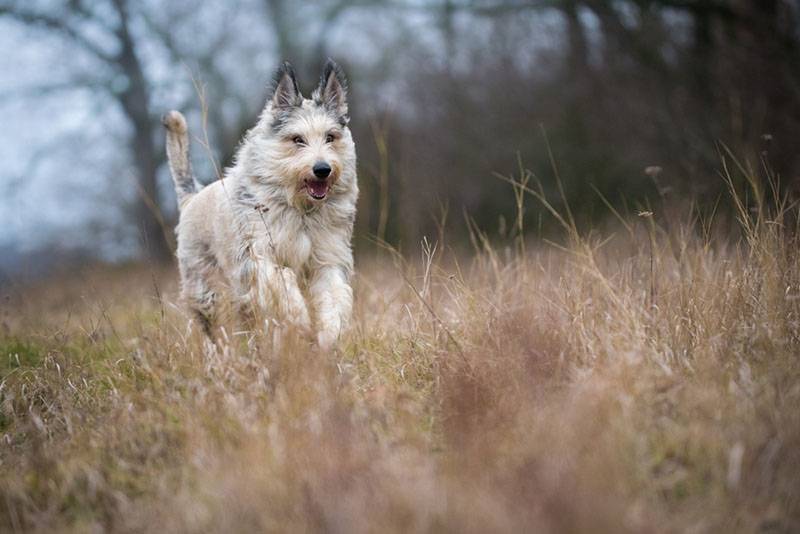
[1,157,798,532]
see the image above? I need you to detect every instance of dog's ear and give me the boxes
[270,61,302,111]
[315,58,348,124]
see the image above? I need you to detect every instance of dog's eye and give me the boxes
[292,136,306,146]
[325,134,335,143]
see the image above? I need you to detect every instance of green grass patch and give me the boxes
[0,338,44,379]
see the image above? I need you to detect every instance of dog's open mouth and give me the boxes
[305,179,329,200]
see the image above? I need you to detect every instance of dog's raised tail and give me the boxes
[162,110,197,209]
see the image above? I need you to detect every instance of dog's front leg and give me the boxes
[257,262,311,332]
[237,243,311,333]
[309,265,353,350]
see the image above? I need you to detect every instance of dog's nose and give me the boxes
[313,162,332,178]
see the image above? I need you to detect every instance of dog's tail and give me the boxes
[162,110,197,210]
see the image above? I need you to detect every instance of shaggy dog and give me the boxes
[162,59,358,349]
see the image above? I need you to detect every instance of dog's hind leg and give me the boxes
[179,254,218,336]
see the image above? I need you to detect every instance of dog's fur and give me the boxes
[162,60,358,349]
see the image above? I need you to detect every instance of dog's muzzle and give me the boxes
[305,162,333,200]
[313,162,332,178]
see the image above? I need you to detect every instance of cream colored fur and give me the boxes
[163,60,357,350]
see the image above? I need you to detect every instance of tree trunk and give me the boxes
[114,0,172,262]
[563,1,588,76]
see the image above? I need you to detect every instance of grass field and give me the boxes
[1,164,799,532]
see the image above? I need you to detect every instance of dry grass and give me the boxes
[1,162,799,533]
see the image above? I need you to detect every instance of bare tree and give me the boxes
[1,0,172,260]
[262,0,376,80]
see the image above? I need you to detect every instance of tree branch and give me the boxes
[0,78,114,100]
[0,5,118,65]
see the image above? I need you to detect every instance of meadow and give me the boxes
[1,160,798,532]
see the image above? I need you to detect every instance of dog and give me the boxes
[162,59,358,350]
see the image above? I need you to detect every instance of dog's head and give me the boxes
[251,59,356,208]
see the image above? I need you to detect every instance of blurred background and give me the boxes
[1,0,799,280]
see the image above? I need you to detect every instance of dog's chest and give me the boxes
[249,203,342,272]
[270,222,312,270]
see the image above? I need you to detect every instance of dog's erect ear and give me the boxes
[270,61,302,111]
[315,58,348,124]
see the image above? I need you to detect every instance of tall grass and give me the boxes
[1,155,798,532]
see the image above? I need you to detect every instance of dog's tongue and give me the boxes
[308,180,329,199]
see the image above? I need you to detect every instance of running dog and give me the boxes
[162,59,357,349]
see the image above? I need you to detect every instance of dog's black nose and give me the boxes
[313,162,332,178]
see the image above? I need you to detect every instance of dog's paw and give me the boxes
[292,306,312,333]
[316,329,339,351]
[316,316,344,351]
[283,295,312,332]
